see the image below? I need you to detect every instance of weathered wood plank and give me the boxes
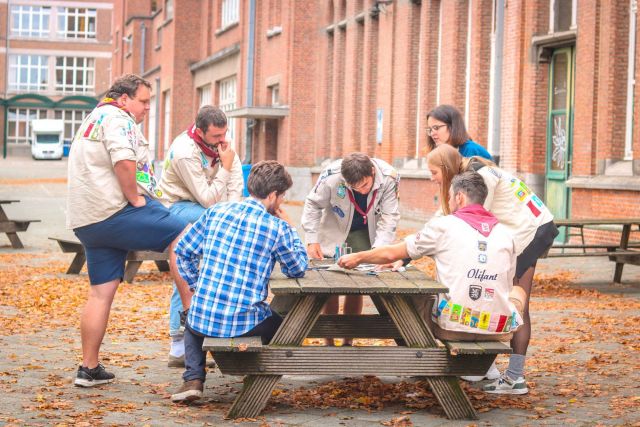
[428,376,478,420]
[296,269,334,293]
[49,237,83,253]
[397,268,448,293]
[444,341,512,356]
[0,221,33,233]
[376,271,422,294]
[123,261,142,283]
[67,252,86,274]
[308,315,400,338]
[270,269,300,294]
[317,269,361,293]
[126,250,169,261]
[347,271,389,293]
[214,347,495,377]
[476,341,513,354]
[380,294,437,347]
[202,336,263,352]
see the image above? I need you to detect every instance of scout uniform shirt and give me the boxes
[302,158,401,256]
[405,215,523,336]
[159,131,244,207]
[67,104,160,230]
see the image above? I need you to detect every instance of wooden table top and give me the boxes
[270,262,447,295]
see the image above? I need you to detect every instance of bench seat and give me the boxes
[444,340,512,356]
[203,336,263,353]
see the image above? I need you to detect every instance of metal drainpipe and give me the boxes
[625,0,637,160]
[140,23,146,75]
[243,0,256,164]
[487,0,504,163]
[154,78,161,160]
[4,0,11,158]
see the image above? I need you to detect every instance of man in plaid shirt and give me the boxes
[171,160,308,403]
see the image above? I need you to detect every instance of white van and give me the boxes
[31,119,64,160]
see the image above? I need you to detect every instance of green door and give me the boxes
[545,47,575,241]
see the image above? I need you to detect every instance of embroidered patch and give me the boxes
[470,310,480,328]
[478,253,487,264]
[527,200,541,217]
[483,288,495,301]
[337,184,346,199]
[515,189,527,201]
[450,304,462,322]
[461,307,472,326]
[478,241,487,251]
[481,222,490,233]
[332,205,345,218]
[469,284,482,301]
[478,312,491,330]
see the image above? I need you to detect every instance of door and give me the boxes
[545,47,575,241]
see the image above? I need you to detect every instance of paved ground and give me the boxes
[0,156,639,426]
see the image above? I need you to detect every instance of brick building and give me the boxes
[111,0,640,238]
[0,0,114,158]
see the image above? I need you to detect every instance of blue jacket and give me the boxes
[458,140,493,161]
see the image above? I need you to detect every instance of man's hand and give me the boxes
[130,195,147,208]
[274,208,294,227]
[375,259,405,271]
[338,253,361,269]
[306,243,323,259]
[217,141,236,172]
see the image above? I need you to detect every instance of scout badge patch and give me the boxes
[337,183,346,199]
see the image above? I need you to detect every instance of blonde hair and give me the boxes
[461,155,497,172]
[427,144,463,215]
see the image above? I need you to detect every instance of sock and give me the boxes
[170,338,185,357]
[505,354,526,380]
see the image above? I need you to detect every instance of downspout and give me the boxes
[243,0,256,164]
[154,77,161,160]
[464,0,472,125]
[435,2,443,105]
[414,6,424,158]
[625,0,637,160]
[487,0,504,162]
[4,0,10,158]
[140,23,146,75]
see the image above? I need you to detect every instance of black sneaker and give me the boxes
[74,363,115,387]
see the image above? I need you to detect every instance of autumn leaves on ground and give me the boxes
[0,252,639,426]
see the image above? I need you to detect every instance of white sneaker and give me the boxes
[483,373,529,395]
[460,362,501,382]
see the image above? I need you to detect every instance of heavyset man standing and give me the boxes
[67,74,190,387]
[159,105,244,367]
[301,152,401,345]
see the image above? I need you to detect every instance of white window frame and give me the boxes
[165,0,174,20]
[54,109,90,143]
[218,76,237,146]
[163,91,172,156]
[8,55,49,92]
[55,57,95,94]
[10,5,50,38]
[148,96,158,160]
[198,84,212,108]
[57,7,97,39]
[549,0,577,33]
[221,0,240,29]
[7,108,47,145]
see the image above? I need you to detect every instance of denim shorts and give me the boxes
[74,196,189,285]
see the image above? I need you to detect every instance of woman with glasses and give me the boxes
[426,104,493,161]
[427,144,558,395]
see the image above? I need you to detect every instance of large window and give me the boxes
[57,7,97,39]
[10,5,50,38]
[198,84,212,108]
[8,55,48,92]
[54,109,90,143]
[7,108,47,145]
[218,76,237,145]
[55,57,95,93]
[221,0,239,28]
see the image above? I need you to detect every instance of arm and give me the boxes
[372,177,401,247]
[174,213,207,289]
[301,178,332,247]
[274,222,309,278]
[172,155,230,208]
[226,154,245,202]
[113,160,146,207]
[338,241,409,269]
[479,167,498,211]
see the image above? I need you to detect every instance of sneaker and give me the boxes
[483,374,528,395]
[461,362,501,382]
[168,354,185,368]
[171,379,203,403]
[74,363,115,388]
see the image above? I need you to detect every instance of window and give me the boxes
[156,27,163,49]
[125,34,133,55]
[8,55,48,92]
[7,108,47,145]
[165,0,174,20]
[221,0,239,28]
[54,109,90,143]
[218,76,237,144]
[270,84,280,106]
[57,7,97,39]
[550,0,576,33]
[55,57,95,93]
[163,91,172,156]
[10,5,50,38]
[198,84,212,107]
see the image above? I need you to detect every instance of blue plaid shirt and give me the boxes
[175,198,308,337]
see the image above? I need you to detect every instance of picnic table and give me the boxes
[0,200,40,249]
[549,218,640,283]
[205,261,511,420]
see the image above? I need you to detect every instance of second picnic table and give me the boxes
[206,261,511,420]
[0,200,40,249]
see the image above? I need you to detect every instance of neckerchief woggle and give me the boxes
[187,123,220,164]
[347,188,378,225]
[453,204,498,237]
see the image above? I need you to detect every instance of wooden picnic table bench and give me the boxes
[0,200,40,249]
[204,261,512,421]
[548,218,640,283]
[49,237,170,282]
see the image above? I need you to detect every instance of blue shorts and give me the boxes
[74,196,189,285]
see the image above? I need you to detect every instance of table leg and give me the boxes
[614,224,631,283]
[5,232,24,249]
[67,252,86,274]
[154,260,170,272]
[380,294,478,420]
[123,260,142,283]
[370,295,406,346]
[226,294,328,419]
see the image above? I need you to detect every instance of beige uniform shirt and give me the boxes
[301,158,401,256]
[405,215,522,336]
[159,132,244,207]
[67,105,160,230]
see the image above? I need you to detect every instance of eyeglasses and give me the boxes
[427,124,448,134]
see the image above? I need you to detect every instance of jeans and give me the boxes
[183,313,283,382]
[168,201,206,337]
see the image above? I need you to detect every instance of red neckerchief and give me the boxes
[97,97,130,114]
[187,123,219,164]
[347,188,378,225]
[453,204,499,237]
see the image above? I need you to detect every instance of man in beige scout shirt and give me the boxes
[67,74,190,387]
[302,153,401,346]
[159,105,244,367]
